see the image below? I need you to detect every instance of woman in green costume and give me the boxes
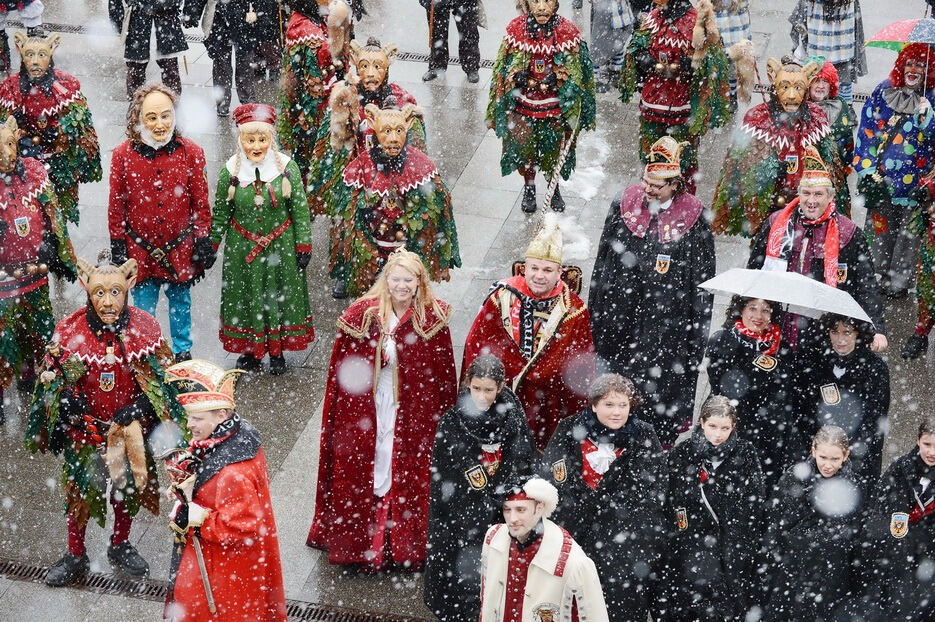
[211,103,314,375]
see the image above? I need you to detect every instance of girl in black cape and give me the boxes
[857,416,935,621]
[791,314,889,491]
[765,425,866,621]
[664,396,765,621]
[424,354,537,622]
[705,296,792,491]
[543,373,667,620]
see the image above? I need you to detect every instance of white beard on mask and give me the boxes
[137,122,176,150]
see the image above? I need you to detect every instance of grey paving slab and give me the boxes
[0,581,99,620]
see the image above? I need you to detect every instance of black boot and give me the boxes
[901,333,929,360]
[45,552,89,587]
[521,183,537,213]
[550,185,565,212]
[174,351,192,363]
[108,541,149,578]
[332,278,348,299]
[269,354,287,376]
[236,353,263,372]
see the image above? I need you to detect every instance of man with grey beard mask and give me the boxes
[107,83,214,363]
[588,136,715,449]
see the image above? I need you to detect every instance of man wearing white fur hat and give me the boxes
[479,475,609,622]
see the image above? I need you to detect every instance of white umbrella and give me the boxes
[699,268,874,325]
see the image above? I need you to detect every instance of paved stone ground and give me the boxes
[0,0,933,619]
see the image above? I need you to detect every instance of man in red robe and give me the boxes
[463,221,595,450]
[163,359,286,622]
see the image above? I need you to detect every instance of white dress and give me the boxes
[373,313,399,497]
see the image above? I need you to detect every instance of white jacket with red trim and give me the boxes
[479,518,609,622]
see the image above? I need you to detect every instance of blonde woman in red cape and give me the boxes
[308,248,457,571]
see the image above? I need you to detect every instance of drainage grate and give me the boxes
[0,557,427,621]
[7,20,496,68]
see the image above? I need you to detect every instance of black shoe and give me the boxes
[174,350,192,363]
[550,186,565,212]
[422,69,439,82]
[595,81,610,94]
[332,278,348,299]
[901,333,929,360]
[236,353,263,372]
[217,103,230,117]
[521,184,537,213]
[45,553,89,587]
[108,541,149,578]
[466,71,479,83]
[269,354,287,376]
[572,0,583,7]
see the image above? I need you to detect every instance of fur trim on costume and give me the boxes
[691,0,720,69]
[328,80,359,153]
[523,476,559,517]
[729,40,756,103]
[327,1,351,69]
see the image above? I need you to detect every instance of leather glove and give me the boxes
[192,237,217,271]
[110,238,129,265]
[513,69,530,89]
[636,50,657,75]
[541,71,558,89]
[910,181,935,209]
[59,387,88,427]
[296,251,311,271]
[112,393,155,427]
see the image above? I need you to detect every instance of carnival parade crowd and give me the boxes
[1,0,935,620]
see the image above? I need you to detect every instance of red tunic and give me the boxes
[108,138,212,284]
[307,298,457,566]
[503,16,582,120]
[462,276,595,450]
[505,536,543,622]
[639,8,696,125]
[171,448,287,622]
[0,69,88,161]
[0,158,52,297]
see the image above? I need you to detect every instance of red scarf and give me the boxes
[765,197,840,287]
[733,319,782,355]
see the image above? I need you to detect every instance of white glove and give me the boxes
[188,503,210,528]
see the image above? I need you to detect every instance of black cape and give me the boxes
[423,388,537,622]
[706,326,793,490]
[184,0,280,56]
[589,192,715,447]
[664,429,765,621]
[764,460,865,621]
[109,0,189,62]
[791,343,890,490]
[857,450,935,621]
[543,411,667,619]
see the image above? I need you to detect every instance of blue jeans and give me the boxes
[132,281,193,354]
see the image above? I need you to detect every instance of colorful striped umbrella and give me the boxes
[867,18,935,52]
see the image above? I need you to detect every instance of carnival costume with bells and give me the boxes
[25,253,186,586]
[712,57,846,236]
[210,104,315,364]
[306,37,426,218]
[162,359,287,621]
[619,0,732,193]
[462,221,595,450]
[330,102,459,298]
[0,115,74,420]
[0,32,101,226]
[486,0,596,211]
[278,0,351,189]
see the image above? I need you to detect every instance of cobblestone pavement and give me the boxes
[0,0,932,619]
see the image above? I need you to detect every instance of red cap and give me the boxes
[233,103,277,127]
[507,491,533,503]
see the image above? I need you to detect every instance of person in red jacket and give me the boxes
[163,358,286,622]
[462,220,595,450]
[108,83,214,363]
[308,248,457,571]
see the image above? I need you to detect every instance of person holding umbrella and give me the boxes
[747,144,886,353]
[853,40,935,300]
[705,296,792,490]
